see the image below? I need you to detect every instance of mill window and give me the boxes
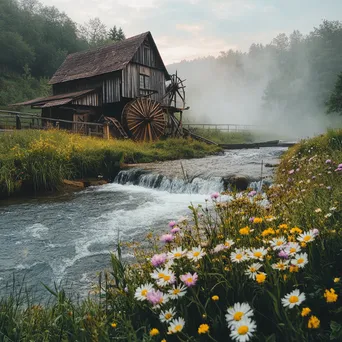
[140,74,150,90]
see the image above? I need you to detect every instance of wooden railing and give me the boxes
[182,123,259,132]
[0,110,104,137]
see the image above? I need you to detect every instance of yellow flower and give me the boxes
[308,315,320,329]
[290,227,302,234]
[334,278,340,283]
[261,228,275,237]
[301,307,311,317]
[161,340,167,342]
[256,273,266,283]
[301,242,307,248]
[212,295,219,301]
[279,224,288,229]
[150,328,160,336]
[289,265,299,273]
[324,288,338,303]
[198,324,209,334]
[253,217,263,224]
[111,322,117,328]
[239,226,250,235]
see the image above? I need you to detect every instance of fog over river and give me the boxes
[0,148,286,299]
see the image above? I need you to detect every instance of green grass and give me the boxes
[0,129,222,197]
[189,128,282,144]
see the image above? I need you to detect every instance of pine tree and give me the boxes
[326,72,342,115]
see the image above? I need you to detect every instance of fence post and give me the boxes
[16,114,21,130]
[103,123,110,140]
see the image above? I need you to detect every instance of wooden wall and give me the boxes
[132,37,164,69]
[122,63,166,103]
[72,92,101,107]
[53,72,122,104]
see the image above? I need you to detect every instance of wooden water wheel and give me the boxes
[122,97,166,141]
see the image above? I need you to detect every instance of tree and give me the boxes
[78,17,109,47]
[109,25,126,42]
[326,72,342,115]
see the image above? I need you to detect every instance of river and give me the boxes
[0,147,287,299]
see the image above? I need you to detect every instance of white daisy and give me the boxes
[230,318,257,342]
[270,237,287,250]
[245,263,262,279]
[187,246,206,261]
[168,284,187,299]
[230,249,249,263]
[213,244,227,254]
[224,239,235,248]
[272,260,289,271]
[168,317,185,334]
[285,242,301,255]
[151,268,176,287]
[225,302,254,328]
[159,307,176,323]
[248,247,268,260]
[281,289,305,308]
[167,247,187,260]
[297,230,316,243]
[134,283,154,301]
[290,252,308,268]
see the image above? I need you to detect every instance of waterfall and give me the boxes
[114,169,224,194]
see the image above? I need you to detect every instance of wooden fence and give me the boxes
[0,110,105,137]
[182,123,259,132]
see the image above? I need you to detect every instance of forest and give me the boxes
[0,0,124,106]
[1,0,342,131]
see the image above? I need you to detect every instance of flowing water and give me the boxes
[0,147,287,298]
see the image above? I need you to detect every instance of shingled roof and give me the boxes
[49,32,168,84]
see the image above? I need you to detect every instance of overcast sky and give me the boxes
[40,0,342,64]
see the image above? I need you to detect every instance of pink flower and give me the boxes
[170,227,180,234]
[249,217,255,222]
[160,234,174,243]
[169,221,177,228]
[325,159,332,164]
[146,289,164,306]
[180,272,198,287]
[211,192,220,200]
[151,253,167,267]
[248,190,257,197]
[288,169,295,175]
[278,250,289,259]
[312,229,319,237]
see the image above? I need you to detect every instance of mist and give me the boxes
[167,21,342,140]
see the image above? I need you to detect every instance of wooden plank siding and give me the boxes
[72,92,101,107]
[102,76,121,103]
[53,72,122,104]
[122,63,166,103]
[122,63,140,99]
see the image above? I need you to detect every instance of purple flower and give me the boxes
[248,190,257,197]
[146,290,164,306]
[312,176,316,180]
[335,167,342,172]
[249,217,255,223]
[326,186,332,190]
[325,159,332,164]
[278,250,289,259]
[170,227,180,234]
[168,221,177,228]
[211,192,220,200]
[288,169,295,175]
[338,163,342,168]
[312,229,319,237]
[151,253,167,267]
[160,234,174,243]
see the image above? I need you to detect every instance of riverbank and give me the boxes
[0,130,222,198]
[0,129,341,341]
